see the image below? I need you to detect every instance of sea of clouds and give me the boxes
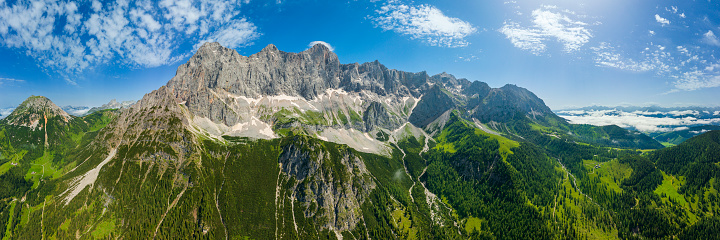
[555,107,720,132]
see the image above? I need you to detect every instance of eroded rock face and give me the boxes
[165,43,431,130]
[363,101,401,132]
[157,42,558,141]
[408,85,455,128]
[278,137,375,232]
[470,84,553,122]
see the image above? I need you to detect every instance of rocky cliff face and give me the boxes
[278,137,376,233]
[409,85,455,128]
[470,84,553,122]
[158,42,557,152]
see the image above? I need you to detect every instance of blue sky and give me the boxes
[0,0,719,109]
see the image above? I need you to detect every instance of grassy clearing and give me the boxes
[3,201,16,240]
[654,171,687,206]
[653,172,700,223]
[0,162,16,176]
[0,150,26,176]
[59,218,70,231]
[91,218,116,239]
[434,142,456,153]
[25,151,62,188]
[473,128,519,160]
[390,207,417,239]
[464,217,482,233]
[586,159,631,193]
[576,220,618,240]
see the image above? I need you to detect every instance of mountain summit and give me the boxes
[2,95,71,128]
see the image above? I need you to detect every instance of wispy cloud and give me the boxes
[590,42,663,72]
[0,77,25,87]
[500,6,593,55]
[0,0,259,81]
[308,41,335,51]
[371,2,477,48]
[655,14,670,26]
[591,41,720,91]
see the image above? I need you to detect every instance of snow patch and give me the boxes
[191,115,277,140]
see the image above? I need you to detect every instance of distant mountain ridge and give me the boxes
[85,99,136,115]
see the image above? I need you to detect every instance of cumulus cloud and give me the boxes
[557,109,720,132]
[194,19,259,50]
[308,41,335,51]
[655,14,670,26]
[500,6,593,55]
[0,0,258,82]
[0,107,14,119]
[371,2,477,47]
[703,30,720,46]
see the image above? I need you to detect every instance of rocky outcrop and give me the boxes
[165,42,431,129]
[363,101,400,132]
[408,85,455,128]
[470,84,553,122]
[278,137,375,232]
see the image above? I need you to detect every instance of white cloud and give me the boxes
[91,0,102,12]
[591,41,720,91]
[666,6,686,18]
[649,30,655,35]
[590,42,656,72]
[372,2,477,47]
[195,19,259,50]
[667,110,699,116]
[689,129,709,134]
[0,107,15,119]
[0,77,25,86]
[655,14,670,26]
[0,0,258,82]
[500,6,593,55]
[670,70,720,91]
[308,41,335,51]
[557,109,720,132]
[703,30,720,46]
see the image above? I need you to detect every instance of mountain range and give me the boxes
[0,42,717,239]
